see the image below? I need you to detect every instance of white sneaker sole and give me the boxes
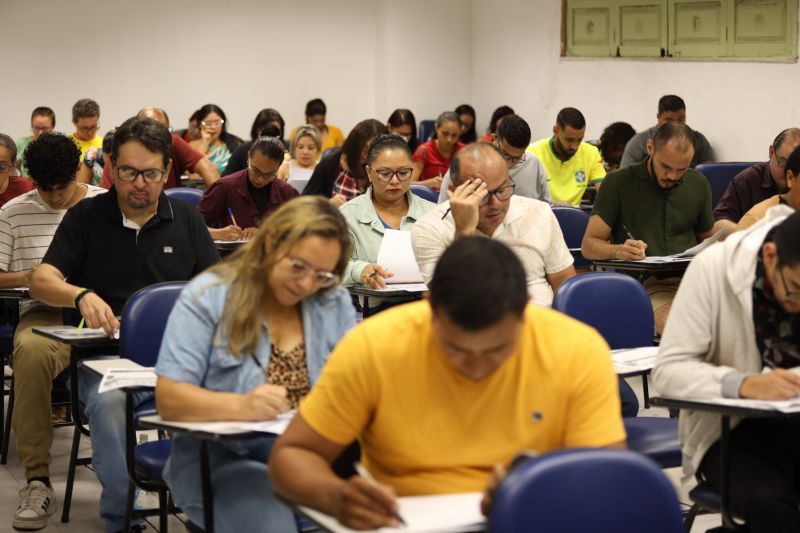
[13,508,55,530]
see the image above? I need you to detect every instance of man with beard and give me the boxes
[528,107,606,206]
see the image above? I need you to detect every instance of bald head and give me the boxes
[138,107,170,129]
[450,142,508,187]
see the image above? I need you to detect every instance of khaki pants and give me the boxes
[11,307,70,479]
[643,276,681,310]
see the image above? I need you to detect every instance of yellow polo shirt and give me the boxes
[71,134,103,162]
[528,138,606,206]
[299,301,625,496]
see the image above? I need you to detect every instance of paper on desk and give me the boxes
[144,410,296,435]
[299,492,485,533]
[374,282,428,293]
[214,240,248,244]
[676,228,725,258]
[685,397,800,413]
[376,229,424,284]
[98,367,157,393]
[35,325,119,340]
[612,346,658,374]
[238,411,295,434]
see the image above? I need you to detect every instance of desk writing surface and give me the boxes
[138,411,295,438]
[651,397,800,417]
[0,287,29,299]
[214,240,248,251]
[593,258,691,273]
[612,346,657,376]
[348,285,427,298]
[32,325,119,346]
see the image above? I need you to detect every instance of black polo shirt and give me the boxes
[42,187,219,315]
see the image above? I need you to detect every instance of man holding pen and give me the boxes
[581,121,725,333]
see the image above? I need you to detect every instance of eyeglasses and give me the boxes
[201,119,224,128]
[0,162,12,173]
[116,165,167,183]
[367,166,414,182]
[495,142,526,168]
[479,182,516,206]
[286,257,339,288]
[76,124,99,133]
[776,266,800,301]
[31,126,53,134]
[248,165,278,180]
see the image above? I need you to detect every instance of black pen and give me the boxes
[441,207,451,220]
[622,224,636,241]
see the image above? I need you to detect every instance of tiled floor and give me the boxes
[0,374,722,532]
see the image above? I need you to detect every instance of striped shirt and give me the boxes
[0,185,106,314]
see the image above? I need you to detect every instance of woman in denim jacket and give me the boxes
[155,196,356,531]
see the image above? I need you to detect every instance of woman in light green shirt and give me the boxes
[339,134,435,290]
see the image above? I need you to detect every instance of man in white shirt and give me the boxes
[412,142,574,307]
[2,133,106,531]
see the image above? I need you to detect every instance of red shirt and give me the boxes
[0,176,35,206]
[412,140,465,187]
[99,134,204,190]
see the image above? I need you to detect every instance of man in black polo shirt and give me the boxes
[29,116,218,532]
[581,121,723,334]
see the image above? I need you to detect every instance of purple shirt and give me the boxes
[713,162,779,223]
[198,169,299,228]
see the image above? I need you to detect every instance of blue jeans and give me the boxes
[75,361,152,533]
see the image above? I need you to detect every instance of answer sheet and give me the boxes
[376,229,424,284]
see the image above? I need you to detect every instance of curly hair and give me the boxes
[23,133,81,187]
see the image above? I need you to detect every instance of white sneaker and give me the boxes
[13,481,55,530]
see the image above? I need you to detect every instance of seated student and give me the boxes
[620,94,714,168]
[4,133,105,531]
[174,109,203,143]
[737,145,800,231]
[386,108,419,153]
[455,104,477,144]
[597,121,636,171]
[289,98,345,155]
[412,142,574,307]
[69,98,102,162]
[29,116,219,533]
[277,124,321,183]
[528,107,606,207]
[481,105,514,142]
[437,115,551,205]
[225,108,287,176]
[77,129,113,186]
[411,111,464,190]
[268,237,626,530]
[715,127,800,228]
[303,119,388,206]
[155,196,356,532]
[189,104,244,175]
[339,134,435,291]
[581,121,722,334]
[15,106,55,177]
[199,137,298,241]
[0,133,34,206]
[653,207,800,533]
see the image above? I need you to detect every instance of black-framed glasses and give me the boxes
[495,141,526,167]
[116,166,167,183]
[0,162,12,173]
[248,165,278,180]
[367,165,413,182]
[76,123,99,133]
[777,266,800,301]
[287,257,339,288]
[479,181,515,206]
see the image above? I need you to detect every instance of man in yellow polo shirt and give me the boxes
[270,238,626,530]
[69,98,102,161]
[529,107,606,206]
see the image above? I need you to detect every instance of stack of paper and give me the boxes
[611,346,658,375]
[98,367,157,393]
[376,229,424,285]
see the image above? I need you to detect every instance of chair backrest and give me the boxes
[695,162,756,210]
[120,282,186,367]
[551,206,590,249]
[164,187,204,208]
[491,449,684,533]
[552,272,654,348]
[418,119,435,144]
[410,184,438,203]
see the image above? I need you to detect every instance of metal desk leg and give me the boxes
[200,440,214,533]
[720,415,737,529]
[362,296,371,318]
[641,375,650,409]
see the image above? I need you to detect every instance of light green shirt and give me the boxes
[339,188,435,286]
[15,136,33,176]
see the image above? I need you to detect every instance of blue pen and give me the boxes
[227,207,238,226]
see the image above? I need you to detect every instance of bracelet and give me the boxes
[73,288,95,309]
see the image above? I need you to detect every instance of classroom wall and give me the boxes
[2,0,471,143]
[470,0,800,162]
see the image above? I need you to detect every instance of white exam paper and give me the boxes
[98,368,157,393]
[376,229,424,284]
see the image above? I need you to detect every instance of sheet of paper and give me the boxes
[676,228,725,258]
[98,367,157,393]
[683,397,800,413]
[376,229,424,284]
[239,411,295,434]
[33,325,119,340]
[374,282,428,293]
[139,410,297,435]
[299,492,485,533]
[611,346,658,374]
[214,240,248,244]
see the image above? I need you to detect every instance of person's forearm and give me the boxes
[581,237,618,260]
[29,266,82,308]
[0,270,30,289]
[156,379,249,421]
[195,158,220,187]
[269,445,347,514]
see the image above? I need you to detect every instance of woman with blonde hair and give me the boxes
[155,196,356,531]
[277,124,322,187]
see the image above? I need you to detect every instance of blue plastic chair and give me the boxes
[490,449,684,533]
[418,119,435,144]
[551,206,591,268]
[164,187,204,208]
[119,281,186,532]
[410,184,438,203]
[695,162,756,211]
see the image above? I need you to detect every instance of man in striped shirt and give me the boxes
[2,133,106,530]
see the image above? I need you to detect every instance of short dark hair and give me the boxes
[305,98,326,117]
[102,129,116,154]
[23,133,80,187]
[429,237,528,330]
[652,121,695,153]
[773,128,800,151]
[450,142,505,186]
[387,108,418,145]
[72,98,100,122]
[0,133,17,163]
[488,106,515,134]
[783,144,800,179]
[197,103,235,146]
[454,104,476,143]
[340,119,389,181]
[435,111,461,129]
[599,122,636,154]
[250,108,285,141]
[658,95,686,115]
[248,136,285,162]
[496,114,531,149]
[110,116,172,168]
[774,211,800,268]
[365,133,411,166]
[31,106,56,128]
[556,107,586,130]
